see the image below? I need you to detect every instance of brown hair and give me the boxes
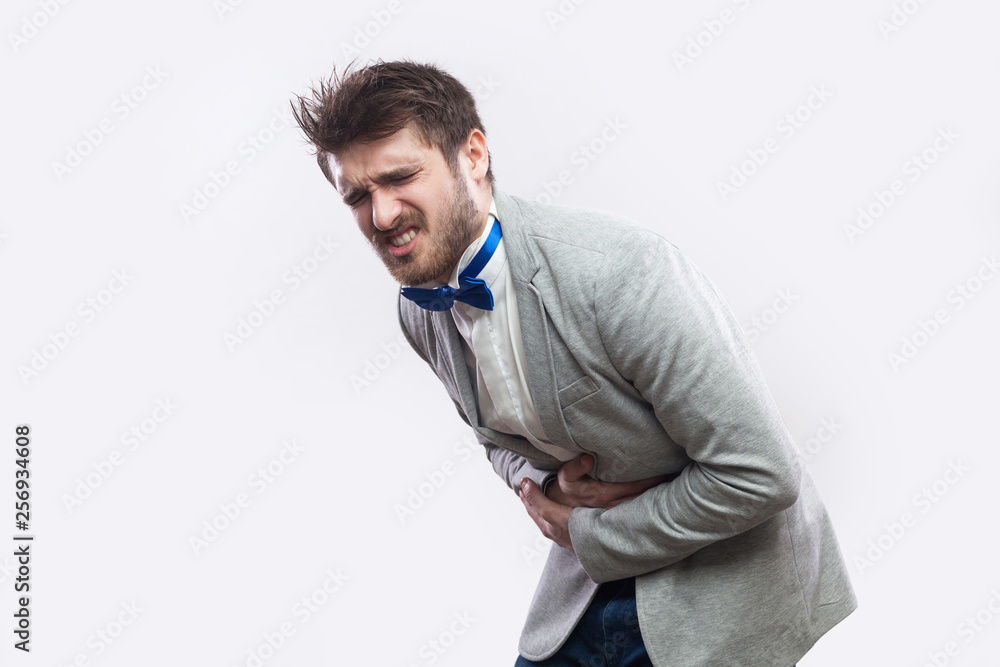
[291,59,495,187]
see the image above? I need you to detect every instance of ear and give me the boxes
[463,128,490,183]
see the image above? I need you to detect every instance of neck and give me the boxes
[472,184,493,237]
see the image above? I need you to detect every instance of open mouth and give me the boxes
[388,228,417,247]
[383,226,419,257]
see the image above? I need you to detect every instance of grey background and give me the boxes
[2,0,998,665]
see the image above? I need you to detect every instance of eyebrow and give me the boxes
[340,163,422,203]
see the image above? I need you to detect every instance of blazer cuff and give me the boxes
[540,472,558,495]
[514,464,555,498]
[567,507,619,583]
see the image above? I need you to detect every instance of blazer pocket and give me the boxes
[558,376,599,410]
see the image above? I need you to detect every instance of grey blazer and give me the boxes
[397,188,857,666]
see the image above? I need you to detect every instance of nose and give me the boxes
[370,188,401,232]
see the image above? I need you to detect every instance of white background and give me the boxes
[2,0,999,665]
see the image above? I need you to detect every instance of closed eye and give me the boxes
[345,192,367,207]
[343,170,418,207]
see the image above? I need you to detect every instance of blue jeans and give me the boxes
[514,577,798,666]
[515,577,652,666]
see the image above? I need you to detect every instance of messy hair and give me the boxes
[291,59,494,186]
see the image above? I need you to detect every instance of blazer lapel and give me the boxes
[435,308,479,423]
[493,189,578,453]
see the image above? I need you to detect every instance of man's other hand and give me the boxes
[546,454,674,509]
[520,478,573,551]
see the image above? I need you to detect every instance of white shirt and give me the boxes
[424,197,579,462]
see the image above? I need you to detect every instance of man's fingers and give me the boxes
[589,473,675,508]
[601,473,672,496]
[521,481,557,539]
[604,492,642,508]
[521,479,573,550]
[551,462,678,510]
[558,453,594,483]
[520,483,541,522]
[521,478,557,519]
[594,480,648,502]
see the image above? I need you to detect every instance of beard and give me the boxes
[370,175,482,287]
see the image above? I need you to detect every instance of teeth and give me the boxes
[390,229,416,247]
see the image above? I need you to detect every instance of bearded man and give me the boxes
[292,59,856,667]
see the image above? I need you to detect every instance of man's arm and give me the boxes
[566,229,802,583]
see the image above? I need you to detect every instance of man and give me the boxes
[292,59,857,666]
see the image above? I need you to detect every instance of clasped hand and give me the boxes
[518,454,672,552]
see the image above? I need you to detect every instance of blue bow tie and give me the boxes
[401,218,502,311]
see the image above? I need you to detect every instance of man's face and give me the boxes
[328,125,485,286]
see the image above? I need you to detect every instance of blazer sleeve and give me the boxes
[567,228,803,583]
[480,435,557,497]
[397,295,555,499]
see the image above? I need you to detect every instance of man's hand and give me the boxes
[545,454,674,509]
[519,454,677,551]
[520,478,574,551]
